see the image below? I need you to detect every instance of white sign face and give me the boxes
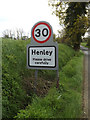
[32,22,51,43]
[28,46,56,68]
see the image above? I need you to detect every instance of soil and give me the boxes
[22,75,55,97]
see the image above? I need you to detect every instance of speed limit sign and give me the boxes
[27,21,58,70]
[32,22,52,43]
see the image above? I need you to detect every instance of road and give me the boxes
[88,49,90,119]
[80,45,90,119]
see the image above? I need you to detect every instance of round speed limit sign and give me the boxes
[32,22,52,43]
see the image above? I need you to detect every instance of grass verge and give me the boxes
[81,42,88,48]
[2,38,75,118]
[15,52,84,119]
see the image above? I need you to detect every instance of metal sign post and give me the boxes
[56,69,59,88]
[56,43,59,89]
[34,70,38,93]
[27,21,59,90]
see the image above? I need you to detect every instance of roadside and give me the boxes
[83,54,88,118]
[15,52,84,118]
[88,49,90,119]
[0,38,2,120]
[80,45,88,118]
[81,42,88,48]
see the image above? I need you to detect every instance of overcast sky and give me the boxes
[0,0,62,37]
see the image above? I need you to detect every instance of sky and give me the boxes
[0,0,62,37]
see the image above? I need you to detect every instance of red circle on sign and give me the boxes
[32,22,51,43]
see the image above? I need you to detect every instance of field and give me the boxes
[81,42,88,47]
[81,41,90,48]
[2,38,84,118]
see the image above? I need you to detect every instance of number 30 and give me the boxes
[35,28,48,37]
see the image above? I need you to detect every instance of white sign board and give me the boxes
[28,46,56,68]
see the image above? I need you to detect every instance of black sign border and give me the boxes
[28,46,56,68]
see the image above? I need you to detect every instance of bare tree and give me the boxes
[19,28,24,40]
[9,30,12,39]
[2,29,9,38]
[2,28,26,40]
[16,28,25,40]
[16,29,20,40]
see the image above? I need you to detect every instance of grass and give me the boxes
[0,38,2,119]
[2,39,32,118]
[2,38,76,118]
[81,42,88,48]
[59,54,83,118]
[2,38,84,119]
[15,52,84,118]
